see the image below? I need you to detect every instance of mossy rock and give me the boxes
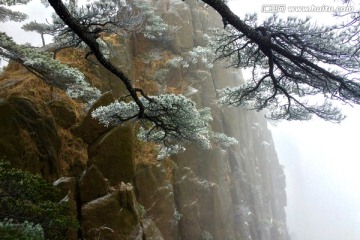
[79,165,109,204]
[53,177,78,240]
[135,164,178,240]
[88,125,135,185]
[81,187,139,240]
[49,100,77,129]
[0,96,61,180]
[72,92,114,144]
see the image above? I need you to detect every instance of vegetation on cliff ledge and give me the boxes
[0,160,77,240]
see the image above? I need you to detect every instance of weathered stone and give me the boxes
[135,164,178,240]
[163,3,194,53]
[49,100,77,129]
[79,165,109,204]
[81,183,139,240]
[142,219,165,240]
[96,38,133,98]
[72,92,114,144]
[54,176,77,200]
[0,96,61,180]
[173,166,202,240]
[88,125,135,185]
[0,99,26,162]
[53,177,78,240]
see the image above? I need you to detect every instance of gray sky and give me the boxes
[0,0,53,46]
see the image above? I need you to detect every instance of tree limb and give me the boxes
[48,0,146,117]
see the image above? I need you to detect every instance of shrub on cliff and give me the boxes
[0,219,44,240]
[0,160,77,240]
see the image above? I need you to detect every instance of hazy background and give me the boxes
[1,0,360,239]
[271,107,360,240]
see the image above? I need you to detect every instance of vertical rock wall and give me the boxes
[73,0,290,239]
[132,1,289,240]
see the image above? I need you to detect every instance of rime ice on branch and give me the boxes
[202,0,360,122]
[92,94,238,159]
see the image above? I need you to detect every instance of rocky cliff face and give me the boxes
[0,0,289,239]
[132,2,288,239]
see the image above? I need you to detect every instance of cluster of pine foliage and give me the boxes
[0,160,76,240]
